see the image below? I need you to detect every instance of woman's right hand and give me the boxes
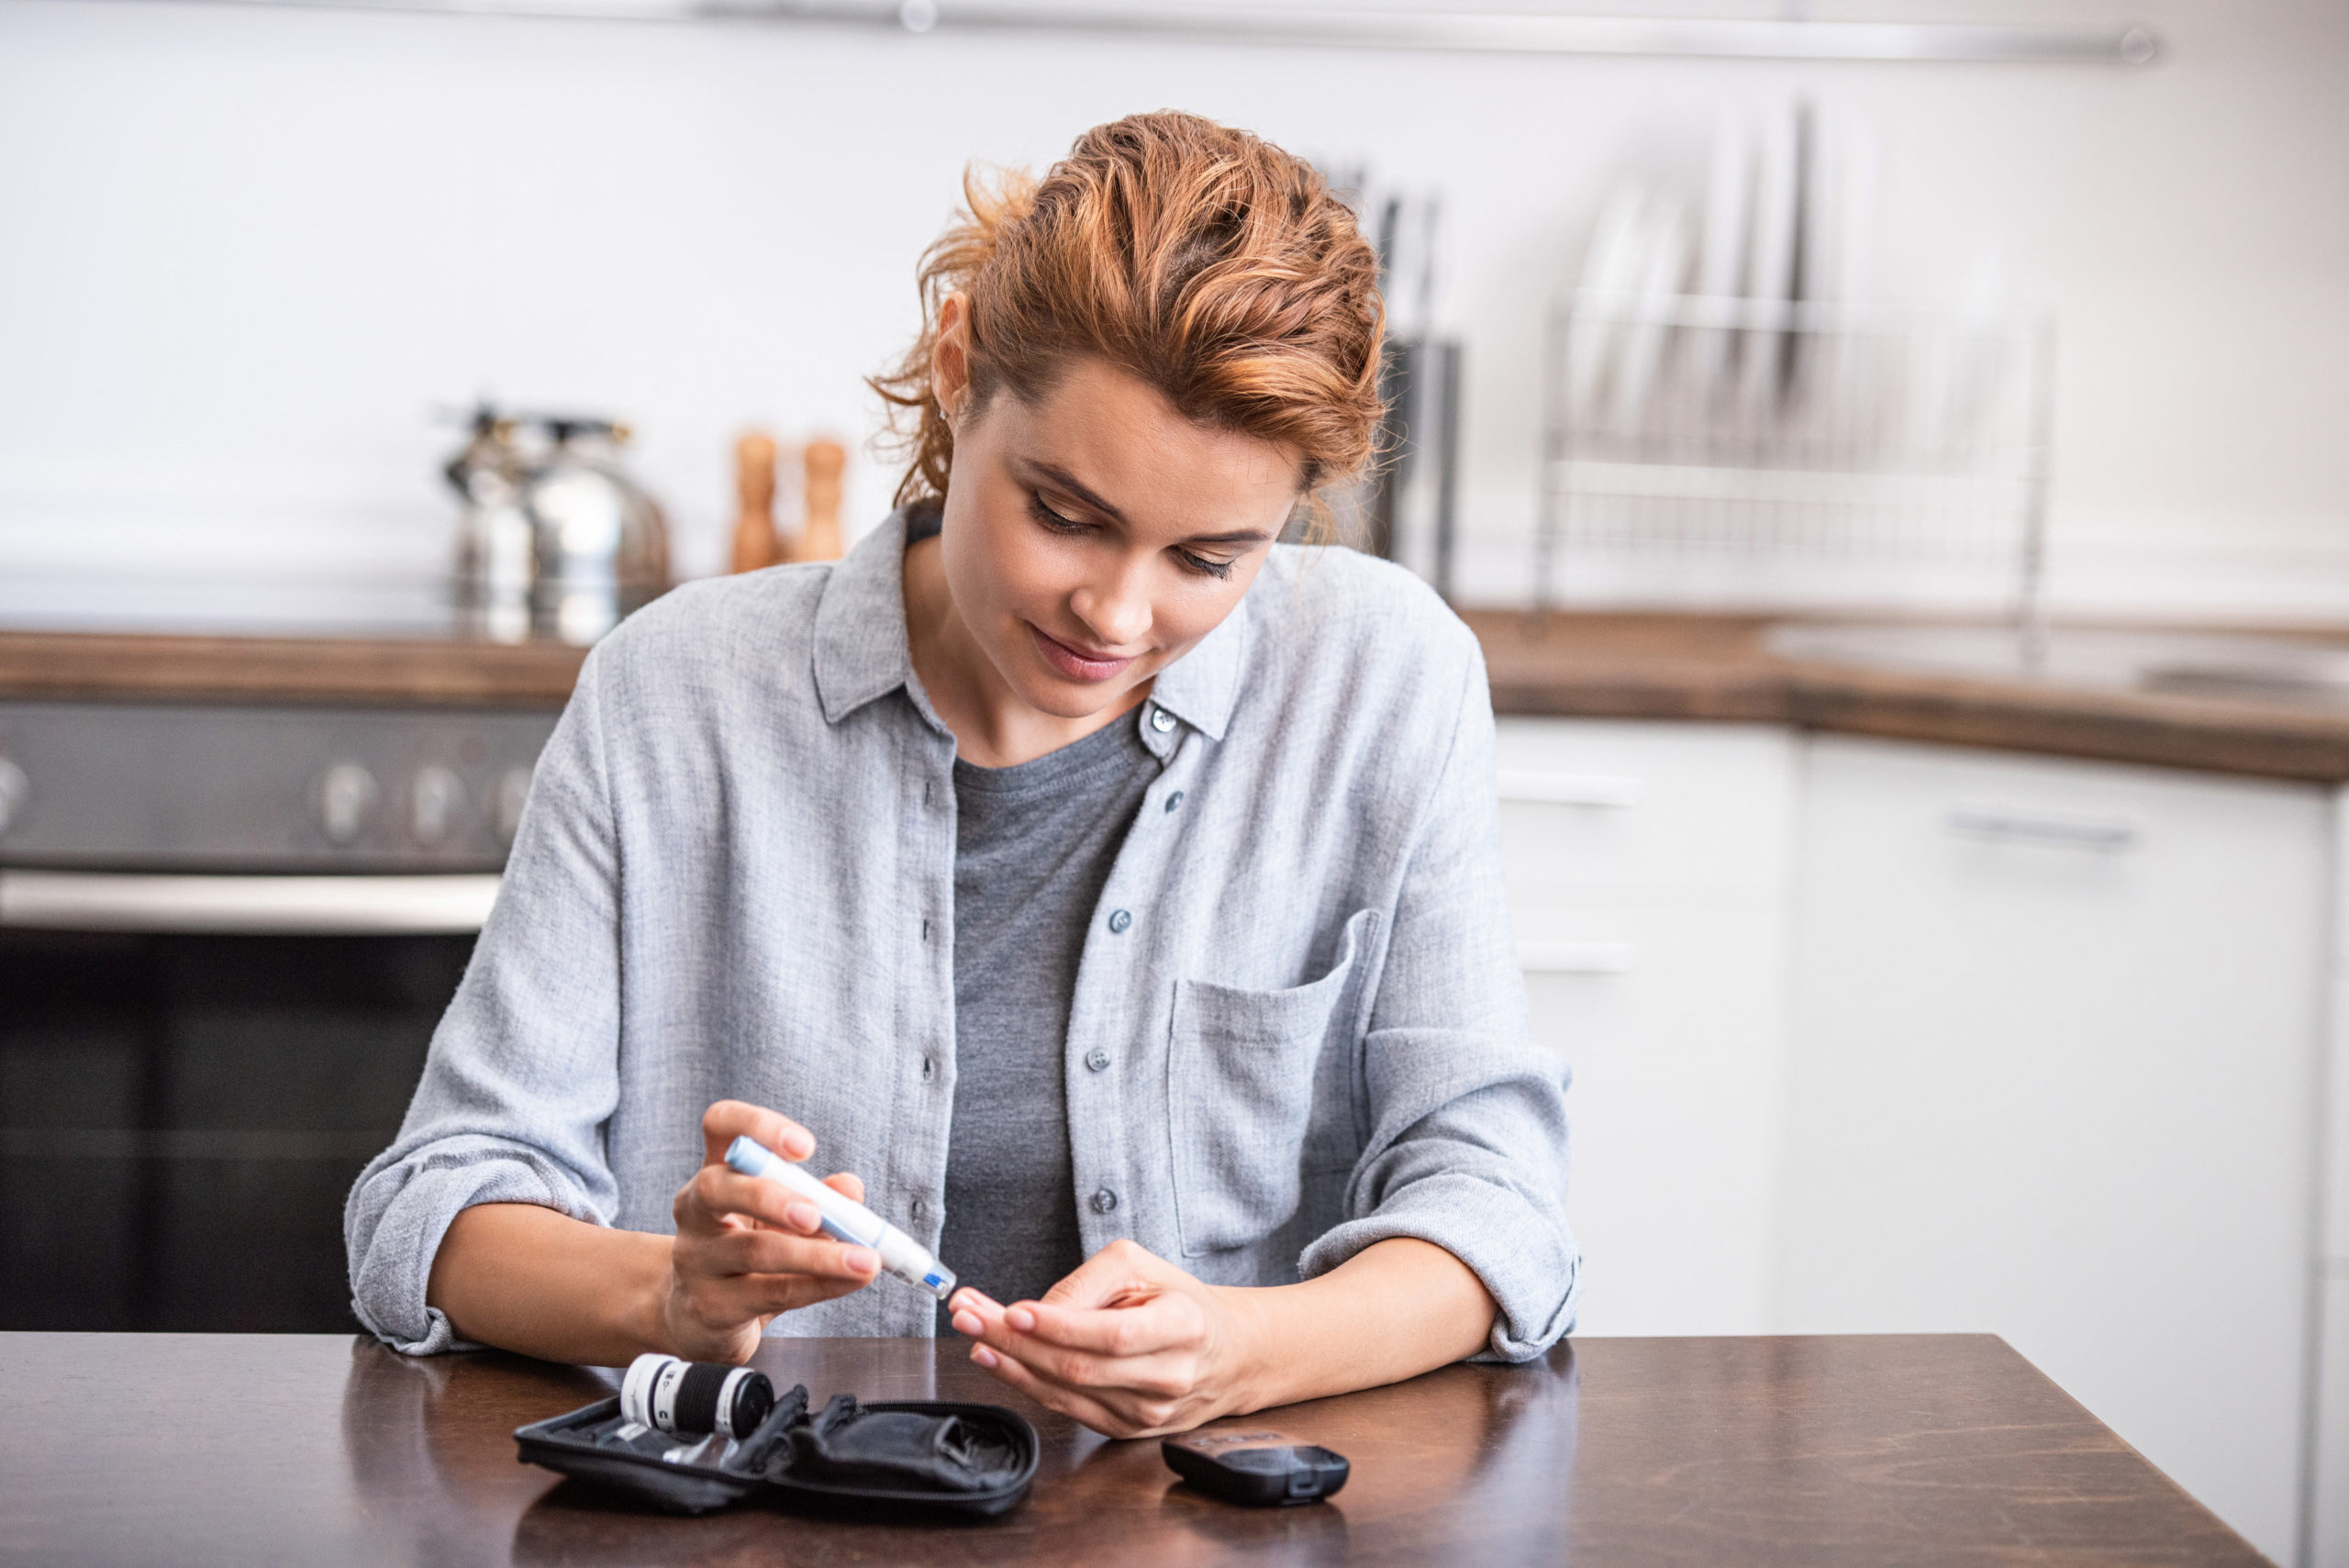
[661,1099,881,1362]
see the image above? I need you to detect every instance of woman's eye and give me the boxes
[1177,550,1237,581]
[1028,492,1087,533]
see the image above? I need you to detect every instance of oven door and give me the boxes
[0,872,494,1332]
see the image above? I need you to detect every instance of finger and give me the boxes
[821,1170,865,1207]
[982,1315,1199,1398]
[700,1099,816,1166]
[678,1165,822,1235]
[967,1340,1140,1438]
[697,1227,881,1284]
[1010,1294,1194,1357]
[1036,1239,1167,1313]
[689,1268,872,1324]
[948,1288,1006,1340]
[957,1290,1172,1391]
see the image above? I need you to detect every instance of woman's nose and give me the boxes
[1071,571,1152,650]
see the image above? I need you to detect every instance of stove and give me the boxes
[0,587,573,1333]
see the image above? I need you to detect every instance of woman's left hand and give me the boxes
[947,1239,1263,1439]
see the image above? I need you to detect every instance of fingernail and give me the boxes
[1007,1307,1036,1332]
[784,1134,814,1159]
[972,1346,999,1369]
[951,1311,982,1337]
[785,1202,820,1231]
[843,1247,879,1274]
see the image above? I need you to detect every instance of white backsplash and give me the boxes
[2,0,2343,626]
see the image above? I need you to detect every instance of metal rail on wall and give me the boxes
[160,0,2164,66]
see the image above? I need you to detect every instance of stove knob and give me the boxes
[409,766,465,847]
[491,764,533,845]
[0,756,27,838]
[317,762,380,845]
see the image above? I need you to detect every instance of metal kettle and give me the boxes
[447,406,535,643]
[520,417,671,646]
[445,409,671,645]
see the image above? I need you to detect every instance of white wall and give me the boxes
[1,0,2343,626]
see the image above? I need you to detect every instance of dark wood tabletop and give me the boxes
[0,1332,2264,1566]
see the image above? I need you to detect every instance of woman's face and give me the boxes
[934,349,1304,724]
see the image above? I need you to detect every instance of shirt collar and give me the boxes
[811,508,1252,743]
[1143,584,1249,742]
[812,510,919,725]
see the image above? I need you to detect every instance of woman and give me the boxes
[348,111,1578,1440]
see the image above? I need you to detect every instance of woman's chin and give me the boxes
[1016,674,1136,722]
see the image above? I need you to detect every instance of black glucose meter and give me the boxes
[1161,1428,1351,1507]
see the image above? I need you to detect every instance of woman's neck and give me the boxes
[900,534,1150,769]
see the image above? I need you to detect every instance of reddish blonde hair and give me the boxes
[872,112,1385,536]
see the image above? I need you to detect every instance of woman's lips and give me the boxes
[1027,622,1136,683]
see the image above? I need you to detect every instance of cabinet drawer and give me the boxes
[1495,719,1794,902]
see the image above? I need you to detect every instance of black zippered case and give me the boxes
[514,1384,1040,1518]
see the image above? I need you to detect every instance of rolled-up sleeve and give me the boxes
[343,648,628,1355]
[1296,646,1580,1361]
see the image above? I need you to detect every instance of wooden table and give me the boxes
[0,1333,2265,1566]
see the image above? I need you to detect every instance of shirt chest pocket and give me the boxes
[1168,907,1383,1258]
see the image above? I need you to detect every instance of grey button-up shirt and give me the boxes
[346,515,1581,1359]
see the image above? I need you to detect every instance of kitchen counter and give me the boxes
[9,612,2349,781]
[0,1332,2264,1566]
[1470,609,2349,783]
[0,628,585,709]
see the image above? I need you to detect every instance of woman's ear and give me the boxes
[930,294,973,422]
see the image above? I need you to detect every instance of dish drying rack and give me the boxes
[1533,291,2054,637]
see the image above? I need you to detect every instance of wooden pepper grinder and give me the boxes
[797,438,846,563]
[729,430,782,574]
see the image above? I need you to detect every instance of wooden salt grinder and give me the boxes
[798,439,846,563]
[729,430,782,573]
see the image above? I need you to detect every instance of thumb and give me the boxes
[1038,1239,1163,1311]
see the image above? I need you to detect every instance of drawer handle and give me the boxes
[1945,806,2138,851]
[1497,771,1643,807]
[1519,940,1638,973]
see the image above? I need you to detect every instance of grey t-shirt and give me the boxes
[941,708,1161,1313]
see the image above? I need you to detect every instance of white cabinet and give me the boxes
[1501,722,2336,1563]
[1495,718,1798,1337]
[1777,735,2329,1567]
[2310,791,2349,1568]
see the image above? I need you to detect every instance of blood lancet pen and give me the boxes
[723,1135,957,1301]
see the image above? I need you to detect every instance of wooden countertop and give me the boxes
[0,1332,2262,1566]
[0,628,587,710]
[8,612,2349,781]
[1467,609,2349,784]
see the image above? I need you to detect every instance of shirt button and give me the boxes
[1150,707,1176,734]
[921,1057,935,1082]
[911,1197,926,1220]
[1107,908,1132,935]
[1164,790,1185,813]
[1090,1188,1119,1215]
[1085,1048,1111,1073]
